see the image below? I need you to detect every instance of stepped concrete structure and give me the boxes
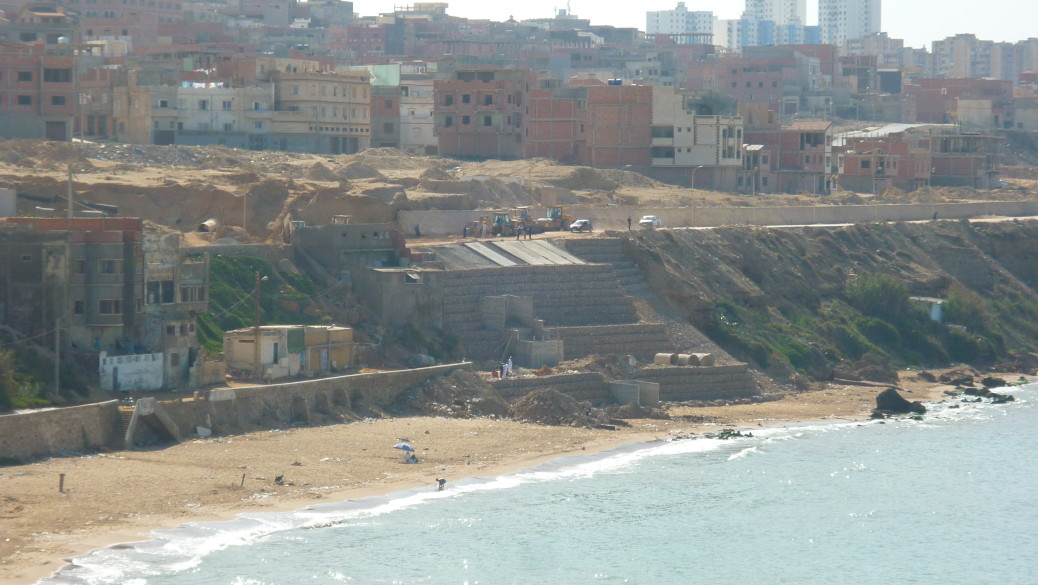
[416,235,759,403]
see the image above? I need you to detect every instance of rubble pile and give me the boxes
[508,388,608,427]
[394,370,510,419]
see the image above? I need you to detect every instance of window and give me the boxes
[254,121,263,129]
[223,123,234,131]
[462,94,471,104]
[462,115,470,125]
[222,100,232,110]
[75,259,85,274]
[159,99,169,108]
[385,99,393,109]
[74,300,85,314]
[20,254,32,262]
[180,286,206,302]
[484,95,492,105]
[861,160,871,169]
[98,299,122,314]
[18,71,32,82]
[444,95,454,106]
[17,95,31,106]
[383,122,394,133]
[444,115,453,127]
[51,96,66,106]
[43,69,72,82]
[99,259,123,274]
[483,115,492,126]
[167,325,176,335]
[198,100,208,110]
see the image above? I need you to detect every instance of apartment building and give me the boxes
[434,67,535,159]
[269,66,372,154]
[113,70,275,148]
[818,0,881,47]
[0,40,81,140]
[649,86,743,188]
[645,2,715,44]
[0,217,209,389]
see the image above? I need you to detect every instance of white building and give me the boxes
[646,2,716,43]
[819,0,881,47]
[743,0,807,27]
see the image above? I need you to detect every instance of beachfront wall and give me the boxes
[0,364,472,461]
[400,200,1038,235]
[0,401,122,461]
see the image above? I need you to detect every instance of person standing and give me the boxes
[627,216,632,230]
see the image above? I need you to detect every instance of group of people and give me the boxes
[514,223,534,240]
[498,356,514,379]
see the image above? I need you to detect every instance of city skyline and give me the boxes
[356,0,1037,50]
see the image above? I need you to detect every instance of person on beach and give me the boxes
[436,478,447,491]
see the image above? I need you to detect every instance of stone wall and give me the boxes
[0,401,122,461]
[1,364,473,460]
[400,201,1038,236]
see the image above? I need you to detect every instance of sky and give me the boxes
[352,0,1038,50]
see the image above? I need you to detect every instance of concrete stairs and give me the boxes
[633,364,758,402]
[560,237,651,297]
[550,323,673,362]
[491,372,613,405]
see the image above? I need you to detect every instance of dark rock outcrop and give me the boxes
[872,388,926,417]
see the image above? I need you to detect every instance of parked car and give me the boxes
[638,215,661,228]
[570,219,593,233]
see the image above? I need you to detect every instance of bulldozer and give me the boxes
[534,206,575,232]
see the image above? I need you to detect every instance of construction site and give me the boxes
[4,137,1038,453]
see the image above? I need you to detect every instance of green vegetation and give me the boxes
[196,256,322,356]
[0,340,85,410]
[702,271,1011,380]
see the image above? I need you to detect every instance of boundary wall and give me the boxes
[401,201,1038,236]
[0,364,471,461]
[0,401,122,461]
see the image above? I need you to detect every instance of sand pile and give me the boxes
[304,162,341,182]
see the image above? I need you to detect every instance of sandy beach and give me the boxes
[0,372,987,585]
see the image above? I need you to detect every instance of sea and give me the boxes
[40,384,1038,585]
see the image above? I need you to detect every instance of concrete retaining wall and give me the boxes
[401,201,1038,236]
[1,364,472,460]
[0,401,122,461]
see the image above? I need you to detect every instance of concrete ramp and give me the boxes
[421,244,500,269]
[464,242,519,266]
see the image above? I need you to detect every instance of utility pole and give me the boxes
[253,271,261,378]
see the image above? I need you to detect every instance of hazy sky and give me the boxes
[354,0,1038,49]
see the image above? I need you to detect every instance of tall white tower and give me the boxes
[743,0,807,26]
[819,0,882,46]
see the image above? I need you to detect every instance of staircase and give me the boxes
[117,405,135,448]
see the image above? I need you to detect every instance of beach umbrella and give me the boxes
[393,443,415,452]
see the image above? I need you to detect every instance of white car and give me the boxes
[638,215,661,228]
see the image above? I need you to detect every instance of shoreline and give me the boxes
[0,371,1009,585]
